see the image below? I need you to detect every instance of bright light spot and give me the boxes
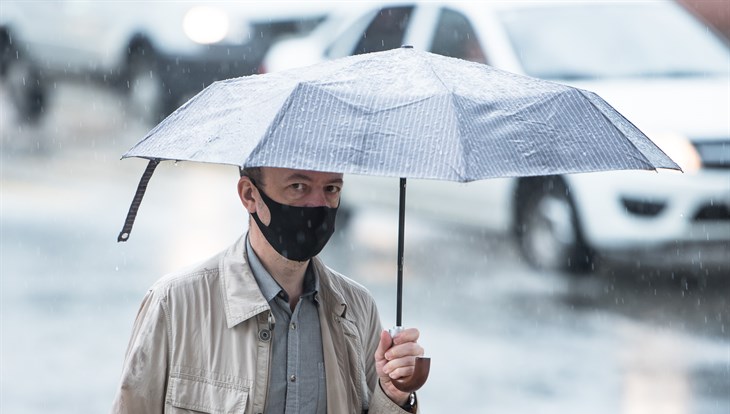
[183,6,229,44]
[648,132,702,173]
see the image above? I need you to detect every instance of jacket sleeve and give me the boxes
[111,289,170,414]
[371,384,418,414]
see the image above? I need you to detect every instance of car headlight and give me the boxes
[647,132,702,173]
[183,6,229,44]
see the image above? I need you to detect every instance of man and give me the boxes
[111,166,425,413]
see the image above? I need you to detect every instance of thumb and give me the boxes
[375,329,393,363]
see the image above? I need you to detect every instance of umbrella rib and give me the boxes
[421,60,469,182]
[577,89,677,171]
[245,84,299,168]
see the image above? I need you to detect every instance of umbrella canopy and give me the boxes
[123,47,678,180]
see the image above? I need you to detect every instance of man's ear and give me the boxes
[237,176,257,213]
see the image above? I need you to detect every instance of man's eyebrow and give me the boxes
[285,173,343,185]
[285,173,314,182]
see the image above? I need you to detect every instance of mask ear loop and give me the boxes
[117,159,160,242]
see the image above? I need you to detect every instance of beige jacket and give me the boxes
[111,236,413,413]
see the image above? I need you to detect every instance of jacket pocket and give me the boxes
[167,372,249,413]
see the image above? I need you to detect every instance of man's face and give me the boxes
[239,167,343,261]
[250,167,343,225]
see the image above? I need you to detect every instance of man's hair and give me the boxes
[239,167,263,186]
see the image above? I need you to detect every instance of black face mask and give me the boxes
[250,184,338,262]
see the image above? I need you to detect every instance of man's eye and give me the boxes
[291,183,304,190]
[325,185,341,194]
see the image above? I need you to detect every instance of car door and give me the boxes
[325,4,416,59]
[428,6,487,64]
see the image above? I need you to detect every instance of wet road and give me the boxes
[1,82,729,413]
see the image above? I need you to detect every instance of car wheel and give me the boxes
[3,57,45,124]
[515,177,593,273]
[126,50,168,124]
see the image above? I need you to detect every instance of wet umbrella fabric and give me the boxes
[122,47,677,182]
[117,47,679,391]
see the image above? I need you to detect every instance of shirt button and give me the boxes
[290,322,297,330]
[289,374,296,382]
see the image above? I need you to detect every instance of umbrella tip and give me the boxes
[401,45,413,49]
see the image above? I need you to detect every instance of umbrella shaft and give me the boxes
[397,177,406,327]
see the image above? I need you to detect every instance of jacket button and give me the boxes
[259,329,271,342]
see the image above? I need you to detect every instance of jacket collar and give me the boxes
[220,236,271,329]
[220,235,348,329]
[310,255,349,320]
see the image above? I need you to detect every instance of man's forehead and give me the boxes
[262,167,343,182]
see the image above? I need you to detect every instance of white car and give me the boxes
[0,1,331,123]
[262,0,730,273]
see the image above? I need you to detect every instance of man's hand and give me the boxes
[374,328,424,405]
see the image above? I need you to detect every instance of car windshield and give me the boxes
[498,3,730,80]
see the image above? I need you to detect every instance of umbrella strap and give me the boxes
[117,159,160,242]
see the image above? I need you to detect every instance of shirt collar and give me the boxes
[219,235,338,329]
[246,235,320,303]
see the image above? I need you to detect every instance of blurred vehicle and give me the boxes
[0,1,329,123]
[263,0,730,273]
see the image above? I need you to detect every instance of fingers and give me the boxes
[380,328,424,381]
[375,328,421,360]
[383,345,424,378]
[383,355,417,379]
[384,339,424,361]
[391,327,420,346]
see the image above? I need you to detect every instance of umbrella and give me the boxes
[117,46,680,391]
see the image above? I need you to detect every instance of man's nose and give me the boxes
[305,190,336,208]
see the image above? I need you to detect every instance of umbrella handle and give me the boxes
[388,326,430,392]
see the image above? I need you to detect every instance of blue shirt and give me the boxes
[246,237,327,414]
